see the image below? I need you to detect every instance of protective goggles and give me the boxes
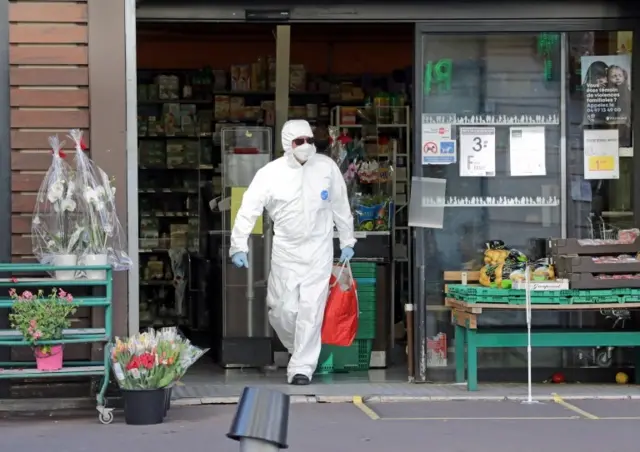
[292,137,315,146]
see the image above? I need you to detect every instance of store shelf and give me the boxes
[139,99,212,105]
[138,135,206,140]
[140,211,197,217]
[334,231,391,238]
[139,188,198,194]
[140,280,174,287]
[139,166,216,171]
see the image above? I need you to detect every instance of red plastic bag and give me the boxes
[321,262,358,346]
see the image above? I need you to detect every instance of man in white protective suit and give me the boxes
[229,119,356,385]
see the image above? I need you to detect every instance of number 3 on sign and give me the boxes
[472,136,483,152]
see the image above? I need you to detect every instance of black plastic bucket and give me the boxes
[163,386,172,416]
[122,388,166,425]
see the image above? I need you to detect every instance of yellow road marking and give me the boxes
[352,396,380,420]
[552,394,599,420]
[382,416,578,421]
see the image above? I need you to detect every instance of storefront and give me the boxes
[414,20,640,383]
[6,0,640,392]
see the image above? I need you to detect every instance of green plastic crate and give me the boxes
[316,339,374,374]
[350,263,377,278]
[448,284,640,305]
[357,286,376,294]
[356,315,376,339]
[358,300,376,312]
[342,339,374,371]
[455,294,572,305]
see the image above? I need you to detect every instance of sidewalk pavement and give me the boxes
[2,399,639,452]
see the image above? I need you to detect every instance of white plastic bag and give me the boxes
[68,129,132,271]
[31,136,85,265]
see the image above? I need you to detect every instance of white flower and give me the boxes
[32,215,41,225]
[84,188,98,205]
[96,201,105,212]
[47,240,56,249]
[66,181,76,197]
[47,181,64,203]
[61,198,76,212]
[96,186,106,198]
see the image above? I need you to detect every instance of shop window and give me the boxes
[417,33,563,373]
[567,31,633,239]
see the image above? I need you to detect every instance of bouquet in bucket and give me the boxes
[8,288,78,370]
[68,129,132,272]
[109,328,207,390]
[31,136,85,272]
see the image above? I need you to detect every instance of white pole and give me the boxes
[521,265,538,405]
[526,266,533,403]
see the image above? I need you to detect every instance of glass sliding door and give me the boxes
[564,30,635,369]
[414,30,563,380]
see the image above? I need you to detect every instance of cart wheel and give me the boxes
[98,411,114,425]
[596,350,613,368]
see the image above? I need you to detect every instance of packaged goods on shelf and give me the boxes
[352,194,392,232]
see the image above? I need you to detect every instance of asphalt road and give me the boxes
[2,400,639,452]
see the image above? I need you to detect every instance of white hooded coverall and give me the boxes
[229,120,356,382]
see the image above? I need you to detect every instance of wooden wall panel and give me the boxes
[9,1,89,263]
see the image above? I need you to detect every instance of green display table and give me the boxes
[446,295,640,391]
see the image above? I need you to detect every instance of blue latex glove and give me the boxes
[339,247,354,263]
[231,252,249,268]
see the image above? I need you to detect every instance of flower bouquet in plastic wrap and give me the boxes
[31,136,85,279]
[68,129,132,274]
[109,328,207,424]
[109,327,207,391]
[328,126,362,199]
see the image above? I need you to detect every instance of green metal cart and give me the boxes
[0,263,114,424]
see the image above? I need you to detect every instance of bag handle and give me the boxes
[330,260,359,317]
[331,260,350,287]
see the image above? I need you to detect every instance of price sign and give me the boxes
[587,156,615,172]
[459,127,496,177]
[583,129,619,180]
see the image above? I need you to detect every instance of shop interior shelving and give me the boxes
[330,104,412,348]
[136,68,277,332]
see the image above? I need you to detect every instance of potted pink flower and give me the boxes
[8,288,78,371]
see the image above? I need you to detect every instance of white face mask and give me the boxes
[292,143,316,162]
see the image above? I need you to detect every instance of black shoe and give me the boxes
[290,374,310,385]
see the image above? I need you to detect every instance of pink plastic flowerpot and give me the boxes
[34,345,64,371]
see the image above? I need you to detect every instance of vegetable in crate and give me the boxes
[485,240,506,250]
[484,248,509,265]
[479,261,528,288]
[483,240,509,265]
[532,258,555,281]
[505,249,528,265]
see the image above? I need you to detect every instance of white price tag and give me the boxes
[459,127,496,177]
[354,231,367,239]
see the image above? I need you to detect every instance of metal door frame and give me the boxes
[412,17,640,382]
[0,0,10,397]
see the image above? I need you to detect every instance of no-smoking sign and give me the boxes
[424,141,438,154]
